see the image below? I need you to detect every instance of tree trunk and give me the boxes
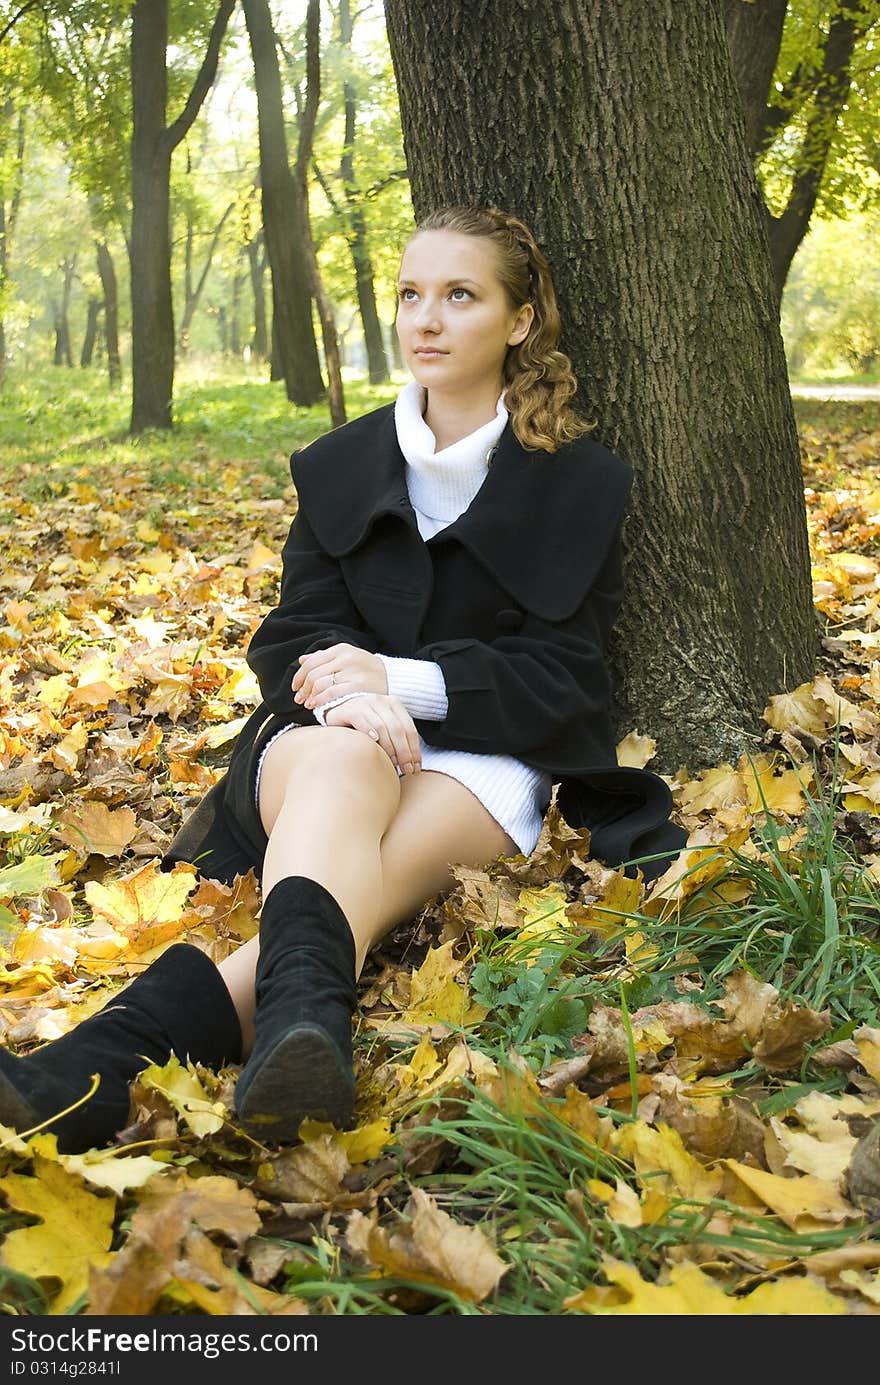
[0,98,25,389]
[80,296,101,366]
[130,0,174,428]
[242,0,324,405]
[246,233,268,359]
[388,318,403,372]
[230,265,243,356]
[337,0,389,385]
[295,0,345,426]
[765,2,865,298]
[178,200,234,354]
[384,0,817,770]
[96,240,121,384]
[724,0,788,157]
[52,257,76,366]
[129,0,235,432]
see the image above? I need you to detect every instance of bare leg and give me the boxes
[217,728,516,1057]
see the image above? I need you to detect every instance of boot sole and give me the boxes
[234,1023,355,1144]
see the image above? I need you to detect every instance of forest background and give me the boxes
[0,0,879,1320]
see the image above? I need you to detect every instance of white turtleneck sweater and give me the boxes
[255,379,553,856]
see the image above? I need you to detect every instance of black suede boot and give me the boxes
[0,943,242,1154]
[234,875,358,1144]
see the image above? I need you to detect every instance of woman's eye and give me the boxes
[450,287,470,300]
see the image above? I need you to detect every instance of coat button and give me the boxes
[495,607,524,632]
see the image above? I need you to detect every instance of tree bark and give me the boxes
[724,0,788,157]
[384,0,817,770]
[129,0,235,432]
[242,0,324,405]
[724,0,869,298]
[246,232,269,359]
[0,98,24,388]
[336,0,389,384]
[80,295,101,366]
[178,200,234,354]
[51,257,76,366]
[765,1,866,297]
[95,239,121,384]
[294,0,345,426]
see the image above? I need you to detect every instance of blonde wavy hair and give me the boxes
[407,204,594,453]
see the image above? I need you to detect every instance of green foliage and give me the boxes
[758,0,880,223]
[782,211,880,374]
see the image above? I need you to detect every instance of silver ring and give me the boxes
[330,672,337,685]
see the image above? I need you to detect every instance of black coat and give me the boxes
[163,402,687,886]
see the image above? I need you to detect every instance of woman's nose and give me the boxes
[414,297,441,329]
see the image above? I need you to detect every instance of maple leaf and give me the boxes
[0,1146,115,1313]
[564,1256,846,1315]
[83,860,198,954]
[347,1188,508,1304]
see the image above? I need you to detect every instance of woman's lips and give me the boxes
[415,349,447,358]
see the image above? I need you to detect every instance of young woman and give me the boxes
[0,204,686,1154]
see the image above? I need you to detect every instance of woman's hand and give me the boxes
[292,643,387,711]
[323,692,422,775]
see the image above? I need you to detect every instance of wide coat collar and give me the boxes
[289,402,633,621]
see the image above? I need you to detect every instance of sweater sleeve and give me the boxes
[375,655,448,720]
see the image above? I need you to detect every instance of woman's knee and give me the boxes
[258,725,401,826]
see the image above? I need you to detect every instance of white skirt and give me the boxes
[254,725,552,857]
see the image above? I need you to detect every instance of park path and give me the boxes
[791,384,880,400]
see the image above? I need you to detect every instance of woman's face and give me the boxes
[395,229,533,398]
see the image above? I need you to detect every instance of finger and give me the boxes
[360,709,397,764]
[295,668,331,704]
[384,712,418,774]
[307,680,352,710]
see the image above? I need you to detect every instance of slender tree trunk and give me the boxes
[80,296,101,366]
[129,0,235,432]
[724,0,788,156]
[95,240,121,384]
[765,2,865,297]
[388,318,403,371]
[130,0,174,428]
[230,266,243,356]
[724,0,868,298]
[384,0,817,769]
[51,257,76,366]
[178,200,234,354]
[246,233,268,359]
[242,0,324,405]
[337,0,389,384]
[296,0,345,426]
[0,98,24,389]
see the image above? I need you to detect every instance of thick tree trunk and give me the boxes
[242,0,324,405]
[129,0,234,432]
[80,296,101,366]
[384,0,817,770]
[95,240,121,384]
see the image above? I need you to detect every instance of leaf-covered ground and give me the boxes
[1,373,879,1316]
